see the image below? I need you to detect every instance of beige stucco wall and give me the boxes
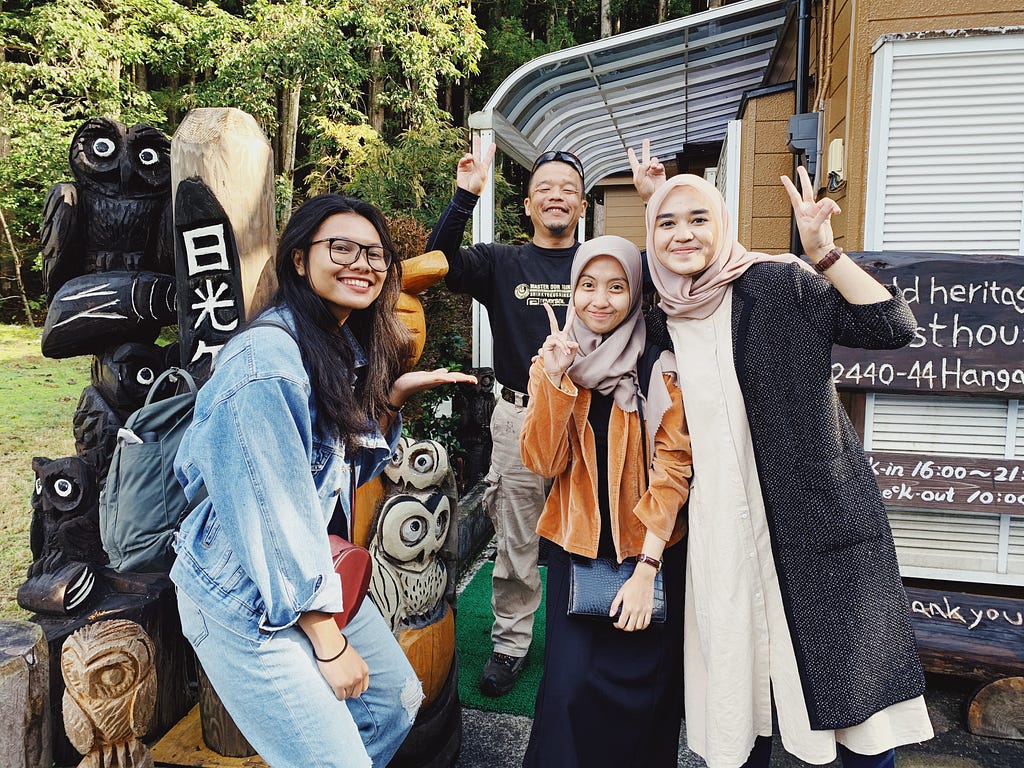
[738,89,796,253]
[804,0,1019,249]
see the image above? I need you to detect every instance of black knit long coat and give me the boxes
[651,260,927,731]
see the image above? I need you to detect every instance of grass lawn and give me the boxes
[0,324,90,619]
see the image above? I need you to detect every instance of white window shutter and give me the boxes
[866,34,1024,254]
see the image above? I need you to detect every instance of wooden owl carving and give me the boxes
[61,619,157,768]
[18,455,105,615]
[41,117,173,300]
[369,437,459,632]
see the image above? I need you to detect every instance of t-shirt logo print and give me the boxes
[516,282,571,307]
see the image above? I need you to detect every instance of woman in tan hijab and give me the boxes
[637,160,933,768]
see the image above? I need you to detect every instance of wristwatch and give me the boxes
[636,553,663,572]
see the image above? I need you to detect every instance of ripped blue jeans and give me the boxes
[178,590,422,767]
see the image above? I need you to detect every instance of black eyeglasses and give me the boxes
[531,150,585,183]
[310,237,393,272]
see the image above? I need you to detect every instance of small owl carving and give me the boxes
[41,117,173,300]
[370,438,458,632]
[384,435,455,493]
[61,619,157,768]
[18,456,105,615]
[27,455,105,573]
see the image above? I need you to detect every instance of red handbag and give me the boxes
[329,465,372,630]
[329,534,372,630]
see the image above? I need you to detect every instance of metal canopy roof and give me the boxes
[469,0,790,190]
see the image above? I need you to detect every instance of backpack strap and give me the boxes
[145,367,197,406]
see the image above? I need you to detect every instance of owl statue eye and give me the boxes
[53,478,75,499]
[389,442,406,469]
[137,148,160,166]
[410,448,437,475]
[135,367,155,386]
[92,138,116,158]
[35,478,43,495]
[400,516,428,546]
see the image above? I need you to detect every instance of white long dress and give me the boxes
[669,287,933,768]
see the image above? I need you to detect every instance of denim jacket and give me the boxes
[170,307,400,639]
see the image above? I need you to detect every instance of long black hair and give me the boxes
[269,194,411,448]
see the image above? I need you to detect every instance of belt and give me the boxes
[500,387,529,408]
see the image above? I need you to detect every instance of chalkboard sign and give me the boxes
[868,451,1024,516]
[833,252,1024,397]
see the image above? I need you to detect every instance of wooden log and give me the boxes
[170,108,277,322]
[0,620,52,768]
[966,677,1024,740]
[196,663,255,758]
[905,587,1024,680]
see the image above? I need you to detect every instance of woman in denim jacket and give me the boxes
[171,194,475,767]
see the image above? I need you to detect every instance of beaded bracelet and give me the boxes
[383,401,401,414]
[314,634,349,663]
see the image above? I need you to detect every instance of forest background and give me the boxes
[0,0,692,439]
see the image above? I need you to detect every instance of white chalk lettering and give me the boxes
[183,223,230,275]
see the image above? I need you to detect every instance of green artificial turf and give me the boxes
[456,561,547,718]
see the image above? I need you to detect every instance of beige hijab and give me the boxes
[645,174,808,321]
[566,235,646,413]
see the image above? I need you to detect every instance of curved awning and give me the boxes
[470,0,790,190]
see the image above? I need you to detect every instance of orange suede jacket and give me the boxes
[520,358,692,561]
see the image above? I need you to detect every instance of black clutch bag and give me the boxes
[567,555,666,623]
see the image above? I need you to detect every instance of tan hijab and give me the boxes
[566,236,646,413]
[645,174,808,321]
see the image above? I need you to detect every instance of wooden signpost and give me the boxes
[833,252,1024,397]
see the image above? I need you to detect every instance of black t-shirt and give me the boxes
[426,189,577,393]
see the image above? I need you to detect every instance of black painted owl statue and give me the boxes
[18,455,107,614]
[40,117,177,359]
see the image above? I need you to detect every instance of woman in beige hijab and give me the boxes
[636,158,934,768]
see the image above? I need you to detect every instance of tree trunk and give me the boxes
[0,207,34,326]
[600,0,612,37]
[658,0,668,23]
[279,78,302,225]
[369,44,385,132]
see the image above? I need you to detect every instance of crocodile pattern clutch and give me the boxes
[567,555,666,623]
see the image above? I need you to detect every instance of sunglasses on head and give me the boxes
[531,150,584,183]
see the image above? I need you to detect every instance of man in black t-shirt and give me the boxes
[426,143,586,697]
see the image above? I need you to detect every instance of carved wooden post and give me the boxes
[170,107,277,382]
[61,619,156,768]
[0,621,51,768]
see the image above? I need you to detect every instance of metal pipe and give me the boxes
[791,0,813,254]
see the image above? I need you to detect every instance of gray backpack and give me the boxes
[99,367,197,573]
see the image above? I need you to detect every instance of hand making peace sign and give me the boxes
[781,165,841,261]
[538,302,579,384]
[626,138,667,204]
[455,135,497,197]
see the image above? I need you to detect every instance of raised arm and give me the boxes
[424,137,496,259]
[782,166,891,305]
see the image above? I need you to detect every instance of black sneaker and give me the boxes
[479,652,527,697]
